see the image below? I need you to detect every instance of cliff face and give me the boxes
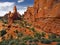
[24,0,60,35]
[24,0,60,22]
[24,7,34,24]
[34,0,60,17]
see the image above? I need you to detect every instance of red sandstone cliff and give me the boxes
[24,0,60,35]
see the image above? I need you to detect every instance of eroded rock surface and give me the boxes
[24,0,60,35]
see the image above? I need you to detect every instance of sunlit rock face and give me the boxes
[34,0,60,17]
[24,7,34,24]
[24,0,60,35]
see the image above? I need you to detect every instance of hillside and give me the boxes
[0,0,60,45]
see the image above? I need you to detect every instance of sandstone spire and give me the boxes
[13,6,17,13]
[8,6,21,26]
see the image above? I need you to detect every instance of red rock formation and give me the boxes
[8,6,21,26]
[34,0,60,17]
[24,0,60,35]
[24,7,34,24]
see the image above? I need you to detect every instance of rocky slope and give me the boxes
[0,0,60,45]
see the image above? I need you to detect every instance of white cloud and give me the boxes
[18,7,27,15]
[18,0,24,3]
[0,2,15,16]
[0,11,7,16]
[17,6,27,15]
[0,2,15,7]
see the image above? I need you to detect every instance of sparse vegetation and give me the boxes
[52,38,60,42]
[41,39,51,44]
[49,33,56,39]
[0,19,60,45]
[57,43,60,45]
[0,30,7,36]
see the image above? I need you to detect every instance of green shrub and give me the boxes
[0,30,7,36]
[52,38,60,42]
[22,36,33,41]
[29,39,33,43]
[34,32,41,39]
[41,39,51,44]
[14,30,18,33]
[48,33,56,39]
[32,44,37,45]
[17,32,23,37]
[57,43,60,45]
[8,39,19,45]
[29,43,37,45]
[41,32,46,37]
[19,43,26,45]
[0,40,10,45]
[30,27,35,32]
[33,38,39,42]
[3,19,8,24]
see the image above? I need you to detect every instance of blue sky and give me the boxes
[0,0,34,16]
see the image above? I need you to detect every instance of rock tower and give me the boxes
[8,6,21,26]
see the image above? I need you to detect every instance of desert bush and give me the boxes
[14,30,18,33]
[48,33,56,39]
[8,39,19,45]
[19,42,26,45]
[3,19,8,24]
[33,38,39,42]
[22,36,33,41]
[29,43,37,45]
[34,32,41,39]
[52,38,60,42]
[28,39,33,43]
[30,27,35,32]
[57,43,60,45]
[17,32,23,37]
[0,30,7,36]
[41,32,46,37]
[0,40,10,45]
[41,39,51,44]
